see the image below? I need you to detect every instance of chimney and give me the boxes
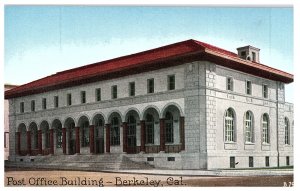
[237,46,260,63]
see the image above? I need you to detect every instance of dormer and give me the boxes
[237,45,260,63]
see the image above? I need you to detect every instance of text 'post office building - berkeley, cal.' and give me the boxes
[5,39,294,170]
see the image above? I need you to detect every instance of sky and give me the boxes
[4,6,294,102]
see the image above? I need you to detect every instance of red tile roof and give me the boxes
[5,39,293,99]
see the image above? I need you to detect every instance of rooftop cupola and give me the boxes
[237,45,260,63]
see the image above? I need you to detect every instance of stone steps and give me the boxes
[6,154,154,171]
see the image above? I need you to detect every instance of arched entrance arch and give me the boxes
[162,104,185,152]
[64,117,76,155]
[52,119,63,154]
[78,116,90,150]
[40,120,51,155]
[17,123,27,156]
[92,114,105,154]
[29,122,39,155]
[142,107,160,153]
[125,110,140,154]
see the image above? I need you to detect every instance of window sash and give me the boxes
[67,94,72,105]
[81,91,86,103]
[20,102,24,113]
[168,75,175,90]
[54,96,59,108]
[147,79,154,93]
[112,86,118,99]
[246,81,252,95]
[227,78,233,91]
[96,88,101,101]
[31,101,35,111]
[225,117,234,142]
[285,120,290,145]
[42,98,47,110]
[129,82,135,96]
[262,120,269,144]
[263,85,268,98]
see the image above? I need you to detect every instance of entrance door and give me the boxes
[95,126,104,154]
[230,156,235,168]
[127,122,136,154]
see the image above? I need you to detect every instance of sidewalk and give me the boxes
[114,169,294,177]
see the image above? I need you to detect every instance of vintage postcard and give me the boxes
[3,2,295,187]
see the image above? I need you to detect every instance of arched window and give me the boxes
[165,111,174,143]
[262,114,270,144]
[284,117,290,145]
[225,108,235,142]
[146,114,154,144]
[245,111,254,143]
[111,117,120,145]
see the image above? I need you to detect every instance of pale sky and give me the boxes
[4,6,294,102]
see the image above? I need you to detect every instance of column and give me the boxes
[16,132,20,155]
[180,116,185,151]
[75,127,80,154]
[89,125,95,154]
[105,124,110,153]
[140,120,145,152]
[122,122,127,153]
[38,130,42,155]
[62,128,66,154]
[50,129,54,155]
[160,118,165,152]
[27,131,31,155]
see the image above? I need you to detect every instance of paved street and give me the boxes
[4,168,293,187]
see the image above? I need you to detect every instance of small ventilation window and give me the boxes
[31,159,34,162]
[147,157,154,161]
[167,157,175,161]
[20,159,23,162]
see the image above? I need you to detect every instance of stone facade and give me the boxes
[7,60,293,170]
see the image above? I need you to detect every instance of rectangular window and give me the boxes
[230,156,235,168]
[54,96,59,108]
[147,78,154,93]
[168,75,175,90]
[265,156,270,167]
[129,82,135,97]
[286,156,290,166]
[111,85,117,99]
[246,80,252,95]
[95,88,101,102]
[81,91,86,104]
[252,52,256,61]
[67,93,72,106]
[20,102,24,113]
[147,157,154,161]
[226,77,233,91]
[42,98,47,110]
[249,156,254,167]
[167,157,175,161]
[263,84,268,98]
[31,100,35,112]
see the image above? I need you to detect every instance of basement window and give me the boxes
[147,157,154,162]
[167,157,175,161]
